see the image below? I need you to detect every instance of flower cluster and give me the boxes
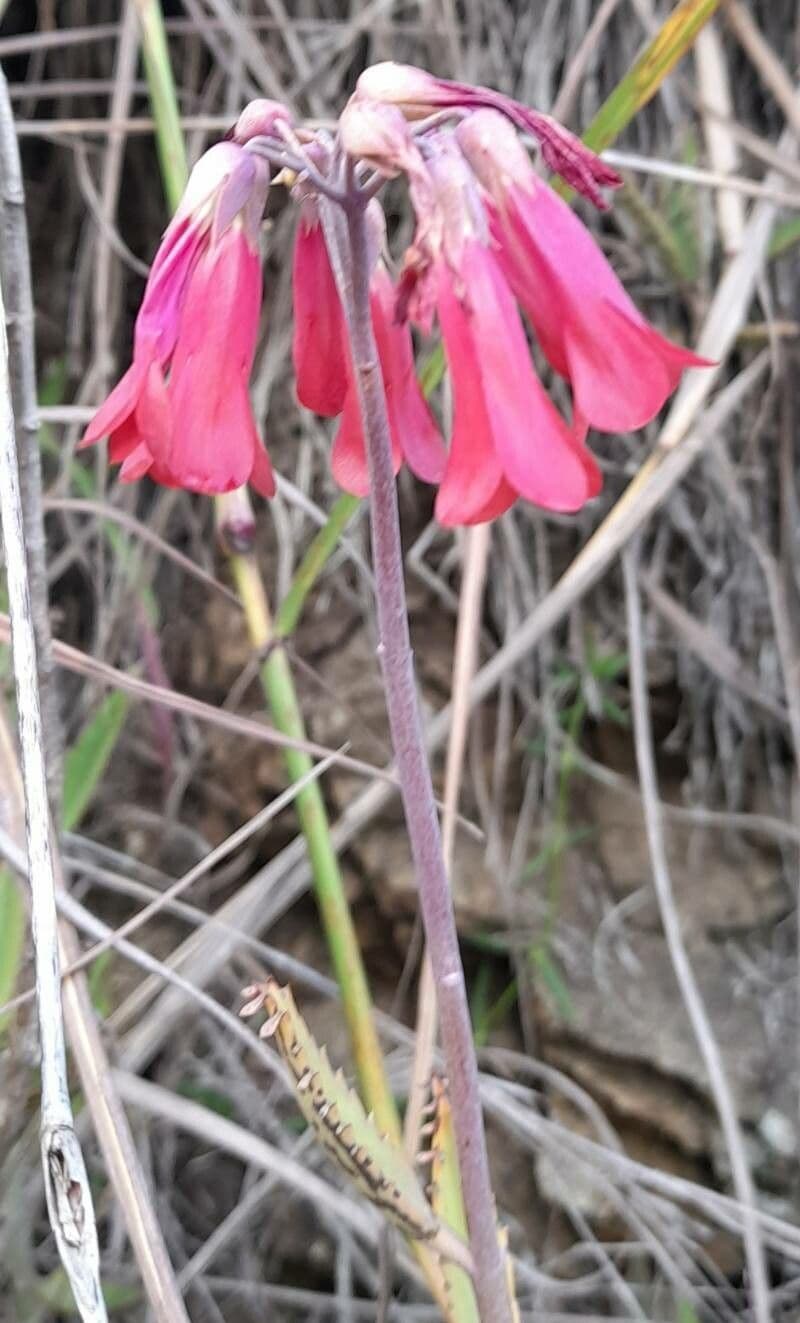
[82,64,707,525]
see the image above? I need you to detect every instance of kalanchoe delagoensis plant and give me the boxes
[83,61,706,523]
[83,65,711,1323]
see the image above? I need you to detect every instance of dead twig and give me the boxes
[622,541,771,1323]
[0,259,105,1323]
[0,67,61,797]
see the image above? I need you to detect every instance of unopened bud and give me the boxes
[216,487,257,556]
[232,99,293,145]
[355,62,439,118]
[339,99,422,179]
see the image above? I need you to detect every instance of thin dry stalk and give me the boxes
[56,917,192,1323]
[0,275,105,1322]
[724,0,800,138]
[694,20,746,256]
[622,542,770,1323]
[551,0,624,123]
[0,67,61,797]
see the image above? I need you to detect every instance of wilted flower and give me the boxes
[353,61,623,207]
[81,141,275,496]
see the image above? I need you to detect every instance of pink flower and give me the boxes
[291,205,349,417]
[458,110,710,434]
[81,142,275,496]
[434,237,600,525]
[332,263,445,496]
[397,139,600,526]
[354,62,622,207]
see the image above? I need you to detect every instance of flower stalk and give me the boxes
[339,189,514,1323]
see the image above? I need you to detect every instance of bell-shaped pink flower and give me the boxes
[81,142,275,496]
[458,110,710,434]
[332,263,445,496]
[434,235,600,526]
[291,205,349,417]
[397,139,599,526]
[354,62,622,207]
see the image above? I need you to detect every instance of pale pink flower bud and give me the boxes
[231,98,293,144]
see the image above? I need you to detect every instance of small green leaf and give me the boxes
[587,650,628,681]
[241,978,466,1266]
[600,696,630,727]
[62,691,129,832]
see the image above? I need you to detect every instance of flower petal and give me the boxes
[134,359,173,462]
[292,216,349,417]
[441,241,595,514]
[438,475,517,527]
[79,358,148,448]
[371,267,444,485]
[495,180,709,432]
[119,441,155,484]
[249,438,276,498]
[331,386,371,497]
[165,230,266,493]
[434,263,507,525]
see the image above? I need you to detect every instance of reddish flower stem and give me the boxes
[339,191,514,1323]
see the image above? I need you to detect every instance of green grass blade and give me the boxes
[582,0,722,156]
[132,0,188,212]
[62,691,129,833]
[275,492,360,638]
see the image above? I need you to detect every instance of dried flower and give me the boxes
[354,61,622,207]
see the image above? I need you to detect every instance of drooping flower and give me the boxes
[353,62,622,208]
[398,137,601,526]
[292,204,349,417]
[81,141,275,496]
[457,110,710,434]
